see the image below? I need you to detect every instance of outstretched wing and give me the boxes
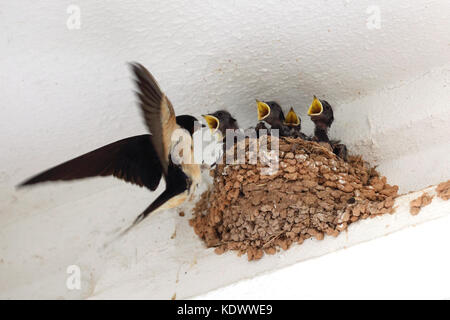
[131,63,178,177]
[18,134,163,191]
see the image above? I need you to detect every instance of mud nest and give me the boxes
[190,136,399,261]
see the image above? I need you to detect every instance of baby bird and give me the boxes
[256,100,285,130]
[255,99,297,138]
[283,107,308,139]
[202,110,239,140]
[307,96,348,161]
[202,110,239,167]
[307,96,334,143]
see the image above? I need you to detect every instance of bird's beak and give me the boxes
[256,99,271,121]
[308,96,323,116]
[284,107,300,126]
[202,114,220,133]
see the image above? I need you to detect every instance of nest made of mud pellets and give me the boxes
[190,136,399,261]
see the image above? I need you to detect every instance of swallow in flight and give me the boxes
[19,63,202,232]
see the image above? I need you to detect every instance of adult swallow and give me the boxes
[19,63,202,232]
[202,110,239,140]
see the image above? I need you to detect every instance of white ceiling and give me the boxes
[1,0,449,299]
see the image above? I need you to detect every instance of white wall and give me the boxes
[0,0,449,299]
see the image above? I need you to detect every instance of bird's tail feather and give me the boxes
[117,189,175,237]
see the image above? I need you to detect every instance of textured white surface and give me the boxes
[90,185,450,300]
[0,0,449,299]
[196,211,450,300]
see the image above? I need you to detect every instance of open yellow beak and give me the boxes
[308,96,323,116]
[284,107,300,126]
[202,114,220,133]
[256,99,271,121]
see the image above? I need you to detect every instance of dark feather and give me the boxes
[175,115,198,136]
[131,63,176,177]
[18,135,163,191]
[265,101,285,129]
[120,161,189,234]
[314,127,330,143]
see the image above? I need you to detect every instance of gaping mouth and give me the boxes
[256,100,271,121]
[202,115,220,133]
[308,96,323,116]
[284,107,300,126]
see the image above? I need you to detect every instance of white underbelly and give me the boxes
[154,191,189,214]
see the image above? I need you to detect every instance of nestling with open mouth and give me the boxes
[202,110,239,141]
[308,96,348,161]
[283,107,309,139]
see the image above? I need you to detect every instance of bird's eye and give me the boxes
[217,112,223,117]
